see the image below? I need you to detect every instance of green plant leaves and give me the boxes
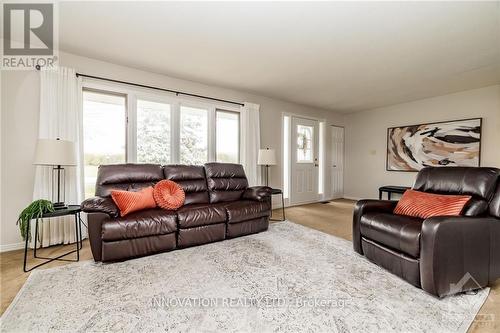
[16,200,54,241]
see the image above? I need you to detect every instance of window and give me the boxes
[83,90,126,198]
[296,125,313,162]
[216,110,239,163]
[82,84,242,196]
[180,105,208,165]
[137,99,171,164]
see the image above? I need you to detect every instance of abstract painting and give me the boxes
[387,118,482,171]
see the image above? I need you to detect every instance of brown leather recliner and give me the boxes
[81,163,272,262]
[353,167,500,297]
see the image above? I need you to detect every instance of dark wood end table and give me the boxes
[23,205,83,272]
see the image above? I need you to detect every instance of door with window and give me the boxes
[291,117,319,204]
[331,126,344,199]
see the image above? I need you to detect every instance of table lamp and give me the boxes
[258,148,277,187]
[34,138,77,210]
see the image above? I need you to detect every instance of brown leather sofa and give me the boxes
[353,167,500,297]
[81,163,272,262]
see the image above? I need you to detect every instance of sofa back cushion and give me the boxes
[412,167,500,216]
[95,164,164,197]
[163,165,209,205]
[205,163,248,203]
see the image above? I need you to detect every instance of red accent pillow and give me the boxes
[111,186,157,217]
[394,189,471,219]
[153,180,185,210]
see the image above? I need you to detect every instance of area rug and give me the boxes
[1,222,489,332]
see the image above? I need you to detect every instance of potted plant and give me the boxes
[16,199,54,241]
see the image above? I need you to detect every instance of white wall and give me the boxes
[344,85,500,200]
[0,52,344,250]
[1,71,40,251]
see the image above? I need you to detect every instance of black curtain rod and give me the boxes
[34,65,245,106]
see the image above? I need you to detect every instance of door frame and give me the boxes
[329,125,345,200]
[282,112,327,207]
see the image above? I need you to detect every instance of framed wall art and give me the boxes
[386,118,482,171]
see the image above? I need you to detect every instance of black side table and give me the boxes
[23,205,83,272]
[270,188,286,221]
[378,186,410,200]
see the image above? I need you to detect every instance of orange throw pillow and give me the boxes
[394,189,471,219]
[111,186,157,217]
[153,180,185,210]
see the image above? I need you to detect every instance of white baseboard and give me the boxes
[0,242,24,253]
[340,196,362,201]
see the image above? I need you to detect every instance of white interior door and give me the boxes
[291,117,319,204]
[331,126,344,199]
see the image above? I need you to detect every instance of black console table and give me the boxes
[378,185,410,200]
[23,205,83,272]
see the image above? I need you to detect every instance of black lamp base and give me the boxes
[52,165,67,210]
[264,165,270,187]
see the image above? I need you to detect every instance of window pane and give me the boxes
[216,111,239,163]
[83,91,126,198]
[137,100,171,164]
[180,106,208,165]
[297,125,313,163]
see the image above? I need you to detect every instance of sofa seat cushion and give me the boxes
[102,208,177,241]
[225,200,271,223]
[177,203,227,228]
[359,212,423,258]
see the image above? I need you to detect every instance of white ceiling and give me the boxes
[59,1,500,113]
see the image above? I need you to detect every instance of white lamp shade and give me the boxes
[34,139,77,166]
[258,148,277,165]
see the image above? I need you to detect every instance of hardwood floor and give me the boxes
[1,199,498,332]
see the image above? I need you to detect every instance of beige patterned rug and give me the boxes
[1,222,489,332]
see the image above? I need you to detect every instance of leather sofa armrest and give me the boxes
[242,186,273,201]
[420,216,500,297]
[352,199,398,254]
[86,212,108,262]
[81,196,119,217]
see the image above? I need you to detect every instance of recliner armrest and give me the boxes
[352,199,398,254]
[242,186,272,201]
[420,216,500,297]
[81,196,119,217]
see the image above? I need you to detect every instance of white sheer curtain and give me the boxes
[31,67,85,247]
[240,102,262,186]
